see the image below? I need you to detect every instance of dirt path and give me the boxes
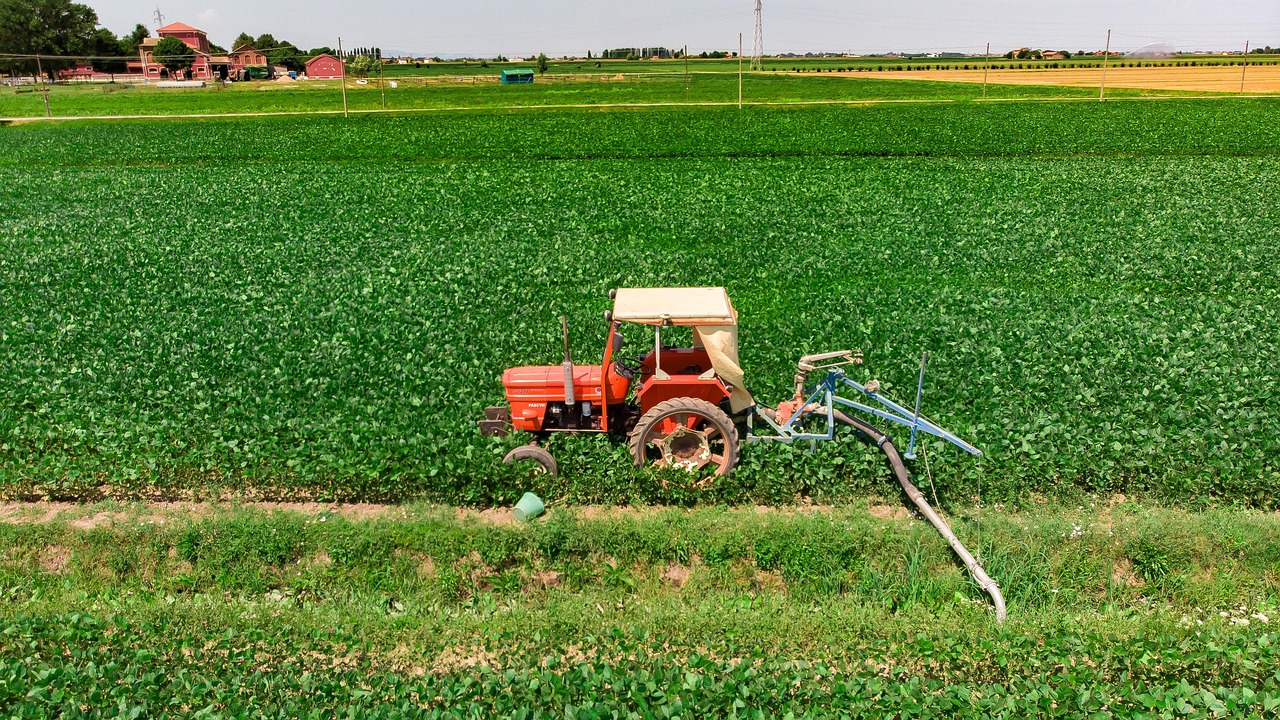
[0,500,672,528]
[3,499,1272,530]
[0,501,401,528]
[0,500,867,528]
[1,98,957,124]
[884,64,1280,93]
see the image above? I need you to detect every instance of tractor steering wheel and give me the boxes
[613,355,648,380]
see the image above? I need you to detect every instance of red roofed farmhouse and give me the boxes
[306,53,344,79]
[138,21,232,80]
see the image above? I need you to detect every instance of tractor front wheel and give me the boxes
[503,444,558,476]
[629,398,740,480]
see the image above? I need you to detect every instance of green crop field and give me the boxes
[2,100,1277,506]
[2,98,1280,716]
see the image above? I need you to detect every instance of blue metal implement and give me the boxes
[746,352,980,457]
[742,349,997,621]
[906,352,928,460]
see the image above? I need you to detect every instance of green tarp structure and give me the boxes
[500,69,535,84]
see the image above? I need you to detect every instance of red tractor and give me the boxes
[479,287,752,478]
[478,288,1009,622]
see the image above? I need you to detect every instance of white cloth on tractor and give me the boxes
[612,287,735,326]
[694,324,753,413]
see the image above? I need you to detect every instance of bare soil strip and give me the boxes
[0,500,870,528]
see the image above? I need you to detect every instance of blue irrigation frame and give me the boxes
[745,354,980,459]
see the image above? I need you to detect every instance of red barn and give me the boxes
[306,53,344,79]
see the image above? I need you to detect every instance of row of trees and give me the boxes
[0,0,206,80]
[1003,49,1074,60]
[0,0,116,78]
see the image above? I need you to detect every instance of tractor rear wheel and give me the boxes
[629,397,740,480]
[503,444,558,476]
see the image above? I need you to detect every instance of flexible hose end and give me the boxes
[832,409,1008,625]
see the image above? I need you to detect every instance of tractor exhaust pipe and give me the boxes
[834,410,1007,624]
[561,315,575,406]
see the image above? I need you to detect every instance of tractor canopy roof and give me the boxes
[611,287,736,327]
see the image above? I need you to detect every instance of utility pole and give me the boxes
[337,37,349,118]
[738,32,743,109]
[35,54,50,117]
[378,50,386,109]
[1099,29,1111,101]
[1240,40,1249,94]
[982,42,990,99]
[684,44,689,102]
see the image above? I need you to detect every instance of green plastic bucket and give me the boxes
[513,492,546,523]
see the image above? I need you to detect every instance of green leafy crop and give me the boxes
[2,613,1278,718]
[0,101,1277,505]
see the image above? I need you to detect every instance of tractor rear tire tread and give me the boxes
[629,397,741,476]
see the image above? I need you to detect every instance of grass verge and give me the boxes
[1,501,1277,716]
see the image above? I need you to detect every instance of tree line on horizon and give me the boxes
[0,0,147,78]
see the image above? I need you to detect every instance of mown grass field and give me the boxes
[0,69,1226,119]
[5,55,1276,120]
[1,502,1277,716]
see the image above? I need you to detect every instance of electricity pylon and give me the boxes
[751,0,764,70]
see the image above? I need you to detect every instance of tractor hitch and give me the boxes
[478,406,512,437]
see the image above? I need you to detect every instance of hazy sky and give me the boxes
[89,1,1279,57]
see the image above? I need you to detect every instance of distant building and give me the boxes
[58,62,96,80]
[229,45,267,69]
[1041,50,1067,60]
[136,22,231,80]
[306,53,344,79]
